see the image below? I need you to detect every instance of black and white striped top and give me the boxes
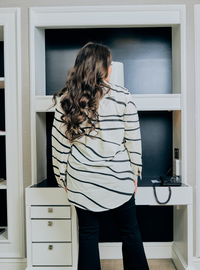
[52,83,142,212]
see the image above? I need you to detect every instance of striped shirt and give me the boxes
[52,83,142,212]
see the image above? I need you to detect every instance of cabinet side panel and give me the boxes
[36,112,47,183]
[172,26,181,94]
[173,111,182,179]
[35,28,45,95]
[173,205,188,265]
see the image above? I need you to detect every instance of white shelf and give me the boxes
[136,185,193,205]
[0,228,8,242]
[0,180,6,189]
[0,131,6,136]
[26,184,193,206]
[133,94,181,111]
[35,96,54,112]
[35,94,181,112]
[0,77,4,89]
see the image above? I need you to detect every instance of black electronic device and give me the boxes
[159,174,181,186]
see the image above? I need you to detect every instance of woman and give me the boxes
[52,42,149,270]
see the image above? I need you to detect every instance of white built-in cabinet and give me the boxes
[0,8,24,259]
[25,5,194,270]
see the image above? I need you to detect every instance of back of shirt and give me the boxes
[52,83,142,212]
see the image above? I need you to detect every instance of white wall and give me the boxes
[0,0,198,258]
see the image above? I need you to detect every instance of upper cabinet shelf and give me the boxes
[35,93,181,112]
[44,27,174,97]
[31,6,186,108]
[133,93,181,111]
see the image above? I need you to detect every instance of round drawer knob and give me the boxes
[48,208,53,213]
[48,221,53,226]
[48,245,53,250]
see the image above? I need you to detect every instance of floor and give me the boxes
[100,259,177,270]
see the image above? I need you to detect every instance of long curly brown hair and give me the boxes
[53,42,112,142]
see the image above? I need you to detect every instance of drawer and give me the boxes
[32,219,71,242]
[32,243,72,266]
[31,206,71,219]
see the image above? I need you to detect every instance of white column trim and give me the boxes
[195,4,200,259]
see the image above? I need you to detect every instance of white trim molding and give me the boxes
[195,4,200,262]
[0,259,27,270]
[0,8,24,259]
[193,258,200,270]
[99,242,172,260]
[31,5,183,27]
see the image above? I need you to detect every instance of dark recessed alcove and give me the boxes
[98,205,173,242]
[0,190,7,227]
[0,42,4,77]
[0,136,6,180]
[138,111,173,186]
[45,111,173,187]
[45,27,172,96]
[0,89,5,131]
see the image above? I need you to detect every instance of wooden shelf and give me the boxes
[0,77,4,89]
[35,94,181,112]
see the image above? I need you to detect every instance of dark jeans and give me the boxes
[75,196,149,270]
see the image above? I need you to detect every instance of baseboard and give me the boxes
[26,267,76,270]
[193,257,200,270]
[99,242,172,259]
[172,243,196,270]
[0,258,27,270]
[99,243,122,259]
[1,247,198,270]
[172,245,186,270]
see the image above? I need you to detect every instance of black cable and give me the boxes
[153,183,172,204]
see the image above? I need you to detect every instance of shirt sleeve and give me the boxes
[123,94,142,181]
[52,101,71,188]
